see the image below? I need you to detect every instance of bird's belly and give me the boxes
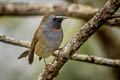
[35,41,54,58]
[35,49,52,58]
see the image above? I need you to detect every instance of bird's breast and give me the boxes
[35,29,63,58]
[43,29,63,49]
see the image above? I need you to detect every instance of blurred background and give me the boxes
[0,0,120,80]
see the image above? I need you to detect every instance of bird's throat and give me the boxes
[52,27,62,32]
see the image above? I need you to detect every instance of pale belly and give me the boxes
[35,41,54,58]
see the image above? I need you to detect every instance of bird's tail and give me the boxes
[17,49,34,64]
[17,49,30,59]
[18,49,41,64]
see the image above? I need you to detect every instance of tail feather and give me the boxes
[18,49,29,59]
[28,50,34,64]
[18,49,34,65]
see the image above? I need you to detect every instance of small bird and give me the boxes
[18,11,67,64]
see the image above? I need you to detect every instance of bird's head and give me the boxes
[41,11,67,31]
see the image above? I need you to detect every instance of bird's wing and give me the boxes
[28,26,42,64]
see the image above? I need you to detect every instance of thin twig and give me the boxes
[0,34,30,48]
[71,53,120,67]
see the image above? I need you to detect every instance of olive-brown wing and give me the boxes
[28,26,42,64]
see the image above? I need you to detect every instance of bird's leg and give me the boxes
[43,58,48,69]
[39,57,42,61]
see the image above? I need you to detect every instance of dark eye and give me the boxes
[53,17,56,21]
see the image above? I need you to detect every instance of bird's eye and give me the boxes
[53,18,56,21]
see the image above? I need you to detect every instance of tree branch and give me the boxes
[0,2,97,18]
[0,2,120,26]
[106,18,120,26]
[71,53,120,67]
[0,34,30,48]
[0,33,120,68]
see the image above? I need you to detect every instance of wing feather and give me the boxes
[28,26,42,64]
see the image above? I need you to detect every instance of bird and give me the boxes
[18,11,67,65]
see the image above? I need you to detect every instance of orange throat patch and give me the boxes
[52,28,62,32]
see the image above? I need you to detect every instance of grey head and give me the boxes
[42,12,67,30]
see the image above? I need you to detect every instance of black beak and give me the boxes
[62,16,67,20]
[56,16,67,21]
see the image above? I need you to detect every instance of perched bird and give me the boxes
[18,11,67,64]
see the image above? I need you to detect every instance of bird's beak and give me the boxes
[56,16,67,20]
[62,16,67,20]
